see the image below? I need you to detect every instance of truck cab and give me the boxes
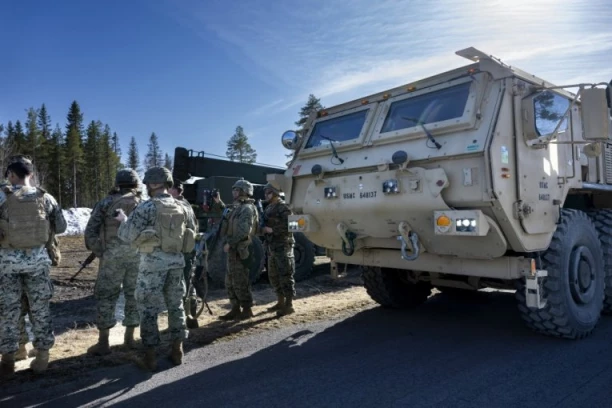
[268,47,612,340]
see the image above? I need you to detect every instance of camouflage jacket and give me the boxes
[117,193,198,271]
[220,198,258,249]
[84,188,142,256]
[0,185,67,273]
[259,198,294,247]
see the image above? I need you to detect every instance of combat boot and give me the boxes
[218,303,241,321]
[87,329,111,355]
[124,326,137,349]
[15,344,28,361]
[142,347,156,371]
[170,339,183,365]
[0,353,16,379]
[238,306,254,320]
[267,294,285,312]
[276,295,295,317]
[30,349,49,373]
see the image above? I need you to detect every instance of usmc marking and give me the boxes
[343,193,355,199]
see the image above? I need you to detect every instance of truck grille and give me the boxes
[605,143,612,184]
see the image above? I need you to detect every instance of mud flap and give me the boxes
[525,269,548,309]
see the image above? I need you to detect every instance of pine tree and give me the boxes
[112,131,121,157]
[100,125,113,193]
[38,104,52,140]
[84,120,102,206]
[24,107,41,160]
[13,120,26,153]
[47,124,64,205]
[128,136,140,173]
[226,126,257,163]
[164,153,173,170]
[144,132,163,170]
[295,94,323,128]
[37,104,53,185]
[64,101,85,208]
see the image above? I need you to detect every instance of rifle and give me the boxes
[185,233,213,318]
[70,252,96,281]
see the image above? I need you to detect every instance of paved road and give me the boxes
[3,290,612,408]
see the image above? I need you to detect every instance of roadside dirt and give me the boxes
[4,235,377,387]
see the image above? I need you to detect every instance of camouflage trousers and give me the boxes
[135,267,187,347]
[268,243,296,298]
[0,267,54,355]
[225,248,253,308]
[93,253,140,330]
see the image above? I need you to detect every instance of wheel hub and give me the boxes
[568,245,596,305]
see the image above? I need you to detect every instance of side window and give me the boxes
[534,91,570,136]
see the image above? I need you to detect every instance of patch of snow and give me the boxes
[57,207,92,236]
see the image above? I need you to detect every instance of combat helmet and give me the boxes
[115,169,140,187]
[143,166,173,187]
[263,182,281,196]
[232,179,254,196]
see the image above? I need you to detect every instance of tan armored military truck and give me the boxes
[268,47,612,340]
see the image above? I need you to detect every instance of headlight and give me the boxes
[433,210,489,236]
[288,214,319,232]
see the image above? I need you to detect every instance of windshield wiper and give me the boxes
[320,134,345,164]
[402,117,442,150]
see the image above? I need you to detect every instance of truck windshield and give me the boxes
[381,82,471,133]
[305,109,369,149]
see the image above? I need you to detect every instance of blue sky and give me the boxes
[1,0,611,169]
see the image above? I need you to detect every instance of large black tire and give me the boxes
[293,232,315,282]
[515,209,605,339]
[206,236,265,289]
[587,209,612,314]
[362,266,432,309]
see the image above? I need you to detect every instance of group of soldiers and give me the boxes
[0,154,297,378]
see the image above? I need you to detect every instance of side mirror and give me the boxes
[581,87,611,141]
[281,130,301,150]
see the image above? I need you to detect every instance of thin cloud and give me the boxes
[171,0,612,108]
[247,98,286,117]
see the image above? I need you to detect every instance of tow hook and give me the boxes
[398,221,420,261]
[337,223,357,256]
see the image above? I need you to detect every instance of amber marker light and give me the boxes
[436,215,452,228]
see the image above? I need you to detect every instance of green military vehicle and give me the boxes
[172,147,324,287]
[268,47,612,340]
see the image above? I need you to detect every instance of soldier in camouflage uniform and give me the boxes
[259,182,296,317]
[169,179,199,328]
[218,179,259,321]
[116,167,197,371]
[0,156,67,378]
[84,169,143,355]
